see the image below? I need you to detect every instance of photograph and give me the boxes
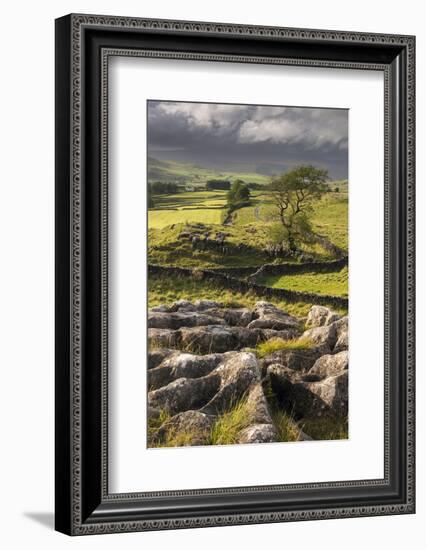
[147,100,349,448]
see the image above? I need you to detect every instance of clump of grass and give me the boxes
[300,415,348,440]
[255,336,314,358]
[270,409,302,442]
[148,409,206,448]
[147,409,171,445]
[156,429,203,448]
[209,396,253,446]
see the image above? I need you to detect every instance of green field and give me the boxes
[147,158,348,307]
[148,208,225,229]
[258,266,348,298]
[148,189,348,269]
[148,191,227,229]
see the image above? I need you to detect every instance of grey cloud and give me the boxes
[147,100,348,179]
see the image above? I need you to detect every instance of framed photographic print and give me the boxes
[55,14,415,535]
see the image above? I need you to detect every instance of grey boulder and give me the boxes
[305,305,341,328]
[248,301,301,331]
[148,352,231,390]
[309,350,349,379]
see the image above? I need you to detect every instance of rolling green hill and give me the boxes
[147,156,270,186]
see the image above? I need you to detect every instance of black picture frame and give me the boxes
[55,13,415,535]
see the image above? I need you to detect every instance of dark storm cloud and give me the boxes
[147,101,348,179]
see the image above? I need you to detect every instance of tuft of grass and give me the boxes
[147,409,171,445]
[300,415,348,441]
[209,396,253,446]
[270,409,302,442]
[255,336,314,358]
[157,429,203,448]
[148,409,211,448]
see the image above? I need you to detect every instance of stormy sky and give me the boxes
[147,100,348,180]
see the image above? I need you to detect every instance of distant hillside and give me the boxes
[147,157,270,186]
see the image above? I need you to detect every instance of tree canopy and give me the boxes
[149,181,180,195]
[227,179,251,211]
[267,165,329,251]
[206,179,231,191]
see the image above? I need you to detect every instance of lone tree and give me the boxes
[227,179,250,211]
[268,165,328,252]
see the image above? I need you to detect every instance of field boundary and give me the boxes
[148,264,348,309]
[247,257,348,282]
[199,257,347,280]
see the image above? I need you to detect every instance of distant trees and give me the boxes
[206,179,231,191]
[150,181,180,195]
[246,182,263,190]
[226,179,251,212]
[267,165,329,252]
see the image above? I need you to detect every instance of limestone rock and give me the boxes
[170,299,197,312]
[148,328,181,349]
[148,310,226,330]
[180,325,235,354]
[244,383,274,425]
[178,325,298,354]
[238,423,278,444]
[248,301,301,331]
[150,304,171,313]
[148,352,230,390]
[260,348,323,374]
[201,352,260,415]
[306,305,341,328]
[305,371,348,416]
[333,316,349,352]
[301,323,337,353]
[205,307,253,327]
[267,363,348,418]
[309,350,349,379]
[193,299,222,311]
[153,410,215,446]
[148,348,176,370]
[148,375,220,415]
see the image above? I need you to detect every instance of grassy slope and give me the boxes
[310,194,348,251]
[234,191,348,252]
[147,171,348,308]
[148,271,317,317]
[258,266,348,298]
[148,156,270,186]
[148,222,274,268]
[148,196,348,268]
